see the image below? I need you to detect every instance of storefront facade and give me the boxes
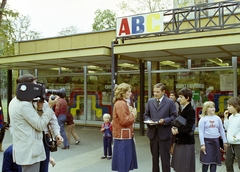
[1,1,240,131]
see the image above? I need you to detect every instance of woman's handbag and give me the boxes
[44,125,58,152]
[171,115,186,128]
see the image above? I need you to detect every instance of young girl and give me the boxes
[198,101,227,172]
[100,113,112,160]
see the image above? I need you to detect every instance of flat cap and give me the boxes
[16,74,37,84]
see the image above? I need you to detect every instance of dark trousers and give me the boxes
[225,144,240,172]
[103,137,112,156]
[40,136,50,172]
[150,130,171,172]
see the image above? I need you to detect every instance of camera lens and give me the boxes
[46,88,66,98]
[51,95,56,100]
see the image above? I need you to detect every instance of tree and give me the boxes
[12,15,42,41]
[92,9,116,31]
[0,0,7,23]
[0,2,19,56]
[117,0,172,14]
[57,26,79,36]
[1,8,42,56]
[0,1,42,101]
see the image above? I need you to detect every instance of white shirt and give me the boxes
[224,113,240,144]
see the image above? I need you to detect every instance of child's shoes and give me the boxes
[101,156,107,159]
[107,156,112,160]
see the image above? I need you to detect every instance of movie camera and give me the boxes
[16,82,66,101]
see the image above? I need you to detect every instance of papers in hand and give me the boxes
[144,120,159,125]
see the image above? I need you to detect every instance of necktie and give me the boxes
[157,99,160,106]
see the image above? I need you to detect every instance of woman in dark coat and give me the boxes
[171,88,196,172]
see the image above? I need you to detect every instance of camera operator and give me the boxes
[8,74,60,172]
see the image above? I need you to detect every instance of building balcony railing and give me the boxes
[122,0,240,40]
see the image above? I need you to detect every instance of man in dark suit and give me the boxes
[144,83,177,172]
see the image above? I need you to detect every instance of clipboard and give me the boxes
[144,120,159,126]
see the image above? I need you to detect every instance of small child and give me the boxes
[66,112,81,145]
[224,97,240,171]
[100,113,112,160]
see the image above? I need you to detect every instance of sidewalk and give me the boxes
[0,126,238,172]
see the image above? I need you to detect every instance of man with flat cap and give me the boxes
[8,74,61,172]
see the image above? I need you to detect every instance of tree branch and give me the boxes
[0,0,8,25]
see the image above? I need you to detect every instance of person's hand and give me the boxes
[49,157,56,167]
[233,135,237,142]
[200,145,206,154]
[224,110,229,119]
[48,95,59,108]
[130,107,137,118]
[172,127,178,135]
[55,134,63,145]
[224,143,228,151]
[37,102,44,110]
[159,119,164,125]
[100,128,105,132]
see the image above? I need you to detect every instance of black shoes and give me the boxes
[62,146,70,149]
[101,156,107,159]
[101,156,112,160]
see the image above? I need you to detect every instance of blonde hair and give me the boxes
[112,83,131,104]
[103,113,111,121]
[201,101,215,117]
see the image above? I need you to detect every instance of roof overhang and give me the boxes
[114,33,240,62]
[0,46,111,69]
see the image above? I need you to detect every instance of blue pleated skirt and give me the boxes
[112,138,138,172]
[200,138,221,165]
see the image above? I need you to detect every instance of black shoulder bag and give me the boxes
[44,124,58,152]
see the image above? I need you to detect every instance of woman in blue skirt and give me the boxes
[111,83,138,172]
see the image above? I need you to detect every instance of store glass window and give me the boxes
[152,69,234,125]
[37,73,84,120]
[86,74,112,121]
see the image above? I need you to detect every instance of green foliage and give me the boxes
[0,7,42,56]
[117,0,171,14]
[57,26,79,36]
[0,2,43,102]
[0,4,19,56]
[92,9,116,31]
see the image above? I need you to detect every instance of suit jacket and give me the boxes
[9,97,53,165]
[144,96,177,140]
